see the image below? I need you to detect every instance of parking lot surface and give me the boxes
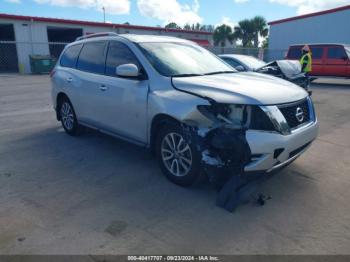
[0,75,350,255]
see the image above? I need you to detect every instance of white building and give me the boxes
[0,13,213,73]
[268,5,350,58]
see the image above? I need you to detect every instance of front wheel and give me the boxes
[156,124,201,187]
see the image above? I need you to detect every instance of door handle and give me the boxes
[99,85,108,91]
[66,77,73,83]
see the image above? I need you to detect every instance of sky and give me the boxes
[1,0,350,27]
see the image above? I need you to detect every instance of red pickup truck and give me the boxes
[286,44,350,78]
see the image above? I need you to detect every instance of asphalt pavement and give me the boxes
[0,75,349,255]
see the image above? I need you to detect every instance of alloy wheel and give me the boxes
[60,102,74,130]
[161,132,193,177]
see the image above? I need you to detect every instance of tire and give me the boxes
[58,97,82,136]
[156,123,201,187]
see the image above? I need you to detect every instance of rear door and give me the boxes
[57,43,83,111]
[309,45,325,76]
[74,41,108,125]
[324,45,348,77]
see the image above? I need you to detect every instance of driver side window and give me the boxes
[105,41,141,77]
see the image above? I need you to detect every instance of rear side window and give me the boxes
[327,47,346,59]
[60,44,82,68]
[288,47,302,59]
[77,42,106,74]
[105,41,141,76]
[310,47,323,59]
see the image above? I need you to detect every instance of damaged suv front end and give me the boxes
[245,97,317,173]
[196,97,317,174]
[167,72,318,180]
[132,36,318,187]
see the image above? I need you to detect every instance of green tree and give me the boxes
[183,23,215,32]
[200,24,207,31]
[251,16,269,48]
[233,19,255,47]
[213,24,234,52]
[262,37,269,48]
[206,25,215,32]
[184,23,191,30]
[165,22,181,29]
[195,23,201,30]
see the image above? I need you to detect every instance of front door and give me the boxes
[309,46,324,76]
[325,46,348,77]
[78,40,149,143]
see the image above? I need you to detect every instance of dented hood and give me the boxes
[257,60,303,79]
[172,72,308,105]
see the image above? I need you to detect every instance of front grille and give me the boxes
[250,106,275,131]
[278,99,310,129]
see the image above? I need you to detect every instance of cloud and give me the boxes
[268,0,350,15]
[234,0,249,3]
[4,0,21,3]
[137,0,202,26]
[216,16,237,28]
[34,0,130,15]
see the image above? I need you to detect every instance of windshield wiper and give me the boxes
[204,71,236,76]
[171,73,204,78]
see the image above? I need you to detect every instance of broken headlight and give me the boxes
[197,104,251,128]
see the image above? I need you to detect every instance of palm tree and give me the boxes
[251,16,269,48]
[183,23,191,30]
[206,25,215,32]
[213,24,234,52]
[262,37,269,48]
[233,19,255,47]
[165,22,181,29]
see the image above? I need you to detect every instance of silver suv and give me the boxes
[51,33,318,186]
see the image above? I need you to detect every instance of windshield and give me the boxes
[238,56,266,70]
[138,42,235,77]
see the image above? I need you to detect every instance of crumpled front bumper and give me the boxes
[244,120,319,172]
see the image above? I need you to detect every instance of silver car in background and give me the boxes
[219,54,309,90]
[51,33,318,186]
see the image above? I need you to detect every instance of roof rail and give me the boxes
[76,32,118,41]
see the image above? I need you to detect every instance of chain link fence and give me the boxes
[0,41,288,74]
[0,41,67,73]
[207,46,288,62]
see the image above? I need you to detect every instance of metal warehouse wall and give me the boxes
[269,8,350,53]
[0,18,212,73]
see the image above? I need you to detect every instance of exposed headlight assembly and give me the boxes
[197,103,251,129]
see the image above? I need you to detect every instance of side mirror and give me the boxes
[235,65,245,72]
[116,64,139,78]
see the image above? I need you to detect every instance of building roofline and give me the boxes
[289,43,349,46]
[268,5,350,25]
[0,13,213,35]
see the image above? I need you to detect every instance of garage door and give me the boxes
[0,24,19,73]
[47,27,83,59]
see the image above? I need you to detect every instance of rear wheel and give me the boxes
[59,97,81,136]
[156,123,201,186]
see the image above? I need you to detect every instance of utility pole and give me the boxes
[102,6,106,23]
